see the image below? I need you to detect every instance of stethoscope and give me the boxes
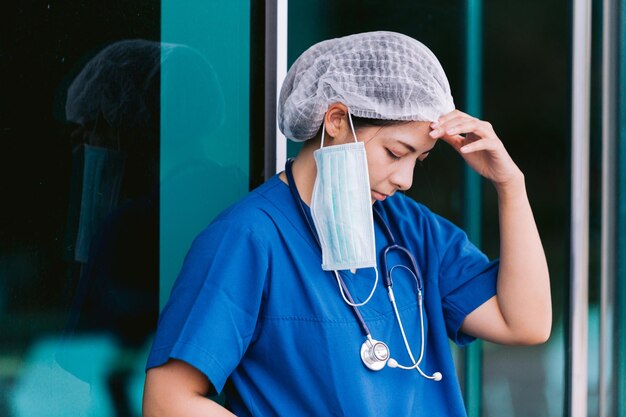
[285,159,442,381]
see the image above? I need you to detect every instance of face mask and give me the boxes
[65,144,126,263]
[310,113,377,271]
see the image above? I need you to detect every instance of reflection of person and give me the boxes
[60,38,233,415]
[59,40,164,417]
[143,31,551,416]
[62,39,162,352]
[63,38,231,345]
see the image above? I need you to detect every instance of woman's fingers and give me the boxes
[447,120,493,138]
[437,133,466,150]
[430,110,522,185]
[431,109,469,126]
[430,116,494,140]
[430,111,499,155]
[459,138,494,154]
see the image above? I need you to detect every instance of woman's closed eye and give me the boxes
[386,148,402,161]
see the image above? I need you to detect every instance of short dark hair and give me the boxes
[349,115,411,131]
[311,114,409,140]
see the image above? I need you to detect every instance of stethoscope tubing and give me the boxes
[284,158,441,380]
[285,159,372,336]
[284,158,420,336]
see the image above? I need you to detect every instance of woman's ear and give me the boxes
[323,103,351,143]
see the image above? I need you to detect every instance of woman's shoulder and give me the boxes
[382,192,436,219]
[203,175,292,236]
[381,193,464,239]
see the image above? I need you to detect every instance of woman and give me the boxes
[143,31,551,416]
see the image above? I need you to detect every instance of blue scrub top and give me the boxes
[147,174,498,416]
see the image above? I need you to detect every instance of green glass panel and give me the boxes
[618,0,626,411]
[160,0,251,307]
[2,3,162,416]
[463,0,484,415]
[478,0,569,415]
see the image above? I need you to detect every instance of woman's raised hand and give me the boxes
[429,110,523,188]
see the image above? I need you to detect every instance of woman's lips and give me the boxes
[372,190,388,201]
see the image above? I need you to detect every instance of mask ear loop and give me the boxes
[320,120,326,148]
[333,269,379,307]
[347,111,359,144]
[321,108,379,308]
[331,109,379,308]
[321,110,358,147]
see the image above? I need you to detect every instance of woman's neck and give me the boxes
[278,138,319,206]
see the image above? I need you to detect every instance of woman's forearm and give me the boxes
[143,361,237,417]
[143,394,235,417]
[494,173,552,343]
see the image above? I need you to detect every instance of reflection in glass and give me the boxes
[9,39,165,417]
[1,2,252,415]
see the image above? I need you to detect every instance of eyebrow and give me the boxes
[395,140,417,153]
[395,139,435,155]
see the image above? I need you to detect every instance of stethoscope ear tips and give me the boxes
[384,356,443,381]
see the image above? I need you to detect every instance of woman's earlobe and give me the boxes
[324,103,350,138]
[324,103,350,141]
[324,116,341,139]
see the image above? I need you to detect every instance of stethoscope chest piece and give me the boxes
[360,338,390,371]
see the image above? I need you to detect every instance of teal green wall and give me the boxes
[160,0,250,307]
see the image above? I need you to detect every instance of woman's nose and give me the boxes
[391,162,414,191]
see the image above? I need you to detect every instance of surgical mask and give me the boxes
[65,144,126,263]
[310,113,377,271]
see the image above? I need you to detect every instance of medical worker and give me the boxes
[143,31,551,416]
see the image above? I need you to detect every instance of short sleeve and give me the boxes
[146,219,269,392]
[429,212,499,346]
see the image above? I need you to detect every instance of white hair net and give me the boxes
[278,31,455,141]
[66,39,224,131]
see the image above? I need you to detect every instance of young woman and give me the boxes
[143,31,551,416]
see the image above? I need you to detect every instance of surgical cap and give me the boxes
[278,31,455,141]
[66,39,224,132]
